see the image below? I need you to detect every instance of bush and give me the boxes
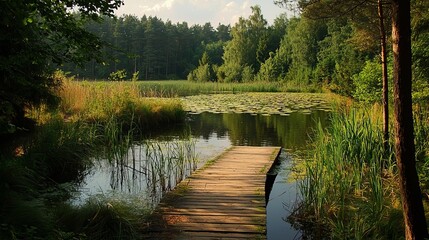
[188,64,212,82]
[108,69,127,81]
[353,59,393,103]
[241,66,255,82]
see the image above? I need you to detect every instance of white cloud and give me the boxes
[139,0,176,13]
[225,1,236,8]
[115,0,288,25]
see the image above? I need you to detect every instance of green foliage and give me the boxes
[353,59,393,103]
[411,0,429,103]
[188,52,214,82]
[219,6,269,82]
[203,41,226,66]
[0,0,122,134]
[62,15,231,80]
[315,19,364,95]
[297,107,401,239]
[257,52,285,82]
[188,64,212,82]
[108,69,128,81]
[353,60,383,103]
[55,199,142,240]
[241,66,255,82]
[131,71,139,82]
[217,62,243,83]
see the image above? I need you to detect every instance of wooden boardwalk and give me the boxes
[144,146,281,239]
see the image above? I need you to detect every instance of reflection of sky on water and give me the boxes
[194,133,232,167]
[71,111,329,239]
[71,134,232,206]
[267,151,302,239]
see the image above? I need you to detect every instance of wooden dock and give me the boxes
[144,146,281,239]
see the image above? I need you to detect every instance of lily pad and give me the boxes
[181,93,331,115]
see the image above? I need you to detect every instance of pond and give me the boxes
[71,93,330,239]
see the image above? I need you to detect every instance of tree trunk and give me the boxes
[378,0,389,150]
[392,0,428,239]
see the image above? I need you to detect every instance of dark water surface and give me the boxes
[74,111,329,239]
[187,112,329,239]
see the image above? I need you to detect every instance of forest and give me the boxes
[63,2,429,103]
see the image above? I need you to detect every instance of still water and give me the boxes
[73,111,329,239]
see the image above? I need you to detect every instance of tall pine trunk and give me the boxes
[378,0,389,149]
[391,0,428,239]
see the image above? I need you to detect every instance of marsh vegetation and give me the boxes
[2,0,429,239]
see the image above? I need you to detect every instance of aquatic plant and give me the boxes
[293,107,404,239]
[143,138,198,202]
[55,197,147,240]
[182,92,330,115]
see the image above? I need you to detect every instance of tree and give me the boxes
[218,5,268,82]
[187,52,213,82]
[0,0,122,134]
[378,0,390,149]
[391,0,428,238]
[283,17,327,85]
[276,0,391,145]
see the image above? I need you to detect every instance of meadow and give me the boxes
[77,79,324,98]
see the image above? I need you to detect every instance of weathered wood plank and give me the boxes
[144,146,281,239]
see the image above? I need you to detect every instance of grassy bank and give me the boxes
[292,104,429,239]
[34,77,186,128]
[1,74,192,239]
[74,80,324,97]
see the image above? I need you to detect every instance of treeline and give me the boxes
[62,14,231,80]
[190,3,428,102]
[64,3,429,101]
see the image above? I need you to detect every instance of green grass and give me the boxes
[79,80,324,97]
[55,196,150,240]
[52,79,186,129]
[0,75,193,239]
[136,80,283,96]
[292,106,404,239]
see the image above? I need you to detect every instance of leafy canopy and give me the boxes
[0,0,123,134]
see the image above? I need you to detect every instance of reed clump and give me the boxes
[54,197,148,240]
[293,106,404,239]
[134,80,326,97]
[56,79,185,129]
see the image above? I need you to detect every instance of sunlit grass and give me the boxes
[78,80,325,97]
[55,79,185,128]
[291,106,405,239]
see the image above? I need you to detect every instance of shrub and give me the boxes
[108,69,127,81]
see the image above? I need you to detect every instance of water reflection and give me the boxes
[73,139,199,208]
[73,110,329,239]
[187,111,329,149]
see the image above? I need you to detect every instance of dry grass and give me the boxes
[54,80,185,126]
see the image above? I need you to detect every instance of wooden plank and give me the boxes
[144,146,281,240]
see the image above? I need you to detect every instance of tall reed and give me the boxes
[144,138,198,202]
[295,107,402,239]
[55,78,185,129]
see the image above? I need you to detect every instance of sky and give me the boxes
[114,0,292,26]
